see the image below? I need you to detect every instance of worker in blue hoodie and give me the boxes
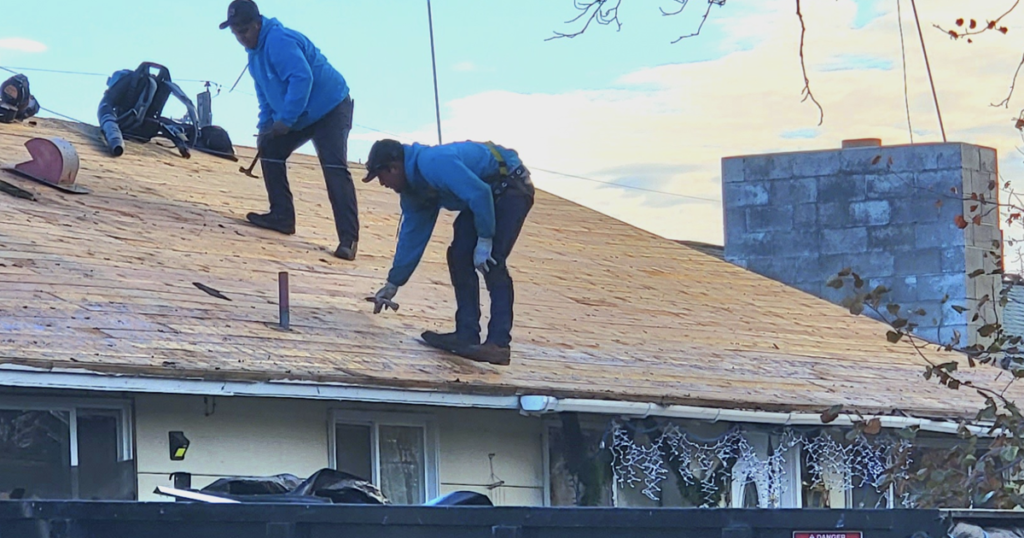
[364,139,535,366]
[220,0,359,260]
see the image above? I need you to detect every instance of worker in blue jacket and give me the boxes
[220,0,360,260]
[364,139,535,366]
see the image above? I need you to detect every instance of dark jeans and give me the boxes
[259,97,359,245]
[447,177,535,347]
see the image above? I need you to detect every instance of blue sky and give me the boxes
[1,1,1021,246]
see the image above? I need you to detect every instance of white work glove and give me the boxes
[474,237,497,274]
[372,282,399,314]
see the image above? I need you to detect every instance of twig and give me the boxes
[993,52,1024,108]
[669,0,722,43]
[897,0,914,143]
[934,0,1020,40]
[548,0,624,41]
[796,0,825,126]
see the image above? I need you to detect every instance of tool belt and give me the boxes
[484,142,534,199]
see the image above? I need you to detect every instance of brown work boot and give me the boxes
[422,331,478,354]
[456,343,511,366]
[334,241,358,261]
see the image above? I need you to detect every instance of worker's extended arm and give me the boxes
[265,34,313,127]
[387,196,441,287]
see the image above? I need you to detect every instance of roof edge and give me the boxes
[0,365,521,410]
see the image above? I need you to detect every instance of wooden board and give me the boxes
[0,118,1011,419]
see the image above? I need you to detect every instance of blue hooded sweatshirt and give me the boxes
[247,17,349,131]
[387,141,524,287]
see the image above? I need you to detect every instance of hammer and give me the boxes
[239,150,261,178]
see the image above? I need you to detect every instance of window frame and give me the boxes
[328,410,439,503]
[0,395,134,499]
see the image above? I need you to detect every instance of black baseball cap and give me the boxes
[363,139,405,182]
[219,0,260,30]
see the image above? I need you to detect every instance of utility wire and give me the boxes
[896,0,914,144]
[0,65,718,203]
[909,0,947,142]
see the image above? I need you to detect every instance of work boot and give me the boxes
[246,212,295,235]
[334,241,358,261]
[421,331,478,354]
[456,343,511,366]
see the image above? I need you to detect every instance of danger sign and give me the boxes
[794,532,863,538]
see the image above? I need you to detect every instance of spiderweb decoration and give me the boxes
[610,421,912,507]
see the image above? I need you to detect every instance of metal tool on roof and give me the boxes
[239,150,260,178]
[4,137,89,194]
[0,178,34,200]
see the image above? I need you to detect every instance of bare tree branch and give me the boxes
[993,52,1024,108]
[796,0,825,126]
[934,0,1020,40]
[668,0,726,43]
[547,0,624,41]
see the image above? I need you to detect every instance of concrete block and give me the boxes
[894,249,943,275]
[793,204,818,228]
[724,182,770,208]
[865,173,913,199]
[743,256,777,278]
[858,251,896,278]
[849,201,891,227]
[793,281,821,295]
[728,231,773,258]
[891,197,942,225]
[770,178,817,205]
[935,144,964,170]
[822,227,868,255]
[770,256,822,283]
[818,202,851,228]
[771,230,820,258]
[818,175,866,203]
[793,151,841,177]
[911,301,946,327]
[970,224,1001,248]
[940,302,969,327]
[746,206,794,232]
[820,254,855,278]
[867,226,915,251]
[724,205,746,237]
[939,325,968,347]
[722,157,745,183]
[961,145,981,171]
[940,248,966,273]
[913,169,959,191]
[916,223,966,249]
[888,275,919,304]
[919,273,967,299]
[743,155,794,181]
[980,147,997,173]
[839,147,887,174]
[912,326,941,344]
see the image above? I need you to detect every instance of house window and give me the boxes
[330,411,437,505]
[0,399,134,500]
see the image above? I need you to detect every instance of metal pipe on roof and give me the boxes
[519,396,989,436]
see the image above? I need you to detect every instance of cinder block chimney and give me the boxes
[722,140,1002,346]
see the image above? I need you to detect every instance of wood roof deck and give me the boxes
[0,119,1012,418]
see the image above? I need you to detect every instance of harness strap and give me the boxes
[485,141,508,178]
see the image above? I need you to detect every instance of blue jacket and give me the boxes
[388,141,524,287]
[247,17,349,131]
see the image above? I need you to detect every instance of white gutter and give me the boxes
[0,365,520,410]
[0,366,988,435]
[518,395,990,436]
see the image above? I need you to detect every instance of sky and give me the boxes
[1,0,1024,246]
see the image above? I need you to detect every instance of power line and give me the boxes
[910,0,947,142]
[896,0,914,144]
[530,167,720,203]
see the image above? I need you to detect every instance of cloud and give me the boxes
[0,38,47,53]
[452,61,477,73]
[387,0,1024,245]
